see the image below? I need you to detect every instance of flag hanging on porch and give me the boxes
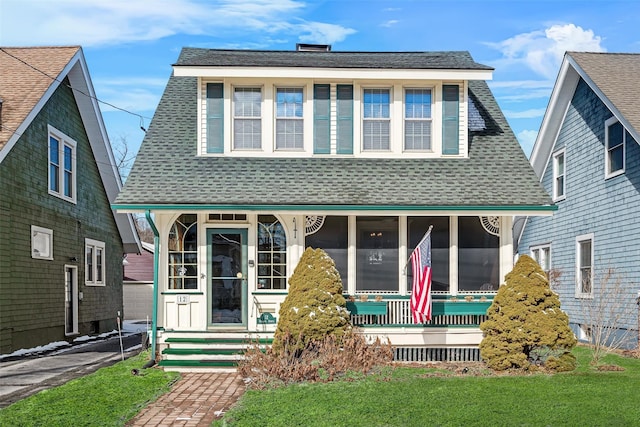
[410,228,432,324]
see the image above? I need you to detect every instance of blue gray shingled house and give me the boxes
[519,52,640,349]
[114,44,554,370]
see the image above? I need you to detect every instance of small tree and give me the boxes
[480,255,576,371]
[272,247,351,354]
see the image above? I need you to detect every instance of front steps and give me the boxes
[157,332,273,372]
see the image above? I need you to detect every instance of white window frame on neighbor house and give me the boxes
[575,233,594,298]
[552,148,566,201]
[31,225,53,260]
[233,86,262,150]
[85,238,106,286]
[362,87,392,151]
[530,243,551,276]
[275,87,304,150]
[605,116,625,178]
[404,87,433,151]
[48,125,77,203]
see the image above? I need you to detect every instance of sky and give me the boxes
[2,0,639,168]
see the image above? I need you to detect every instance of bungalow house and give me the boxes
[519,52,640,349]
[0,47,140,354]
[114,44,554,370]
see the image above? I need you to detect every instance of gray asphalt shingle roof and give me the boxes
[115,48,550,209]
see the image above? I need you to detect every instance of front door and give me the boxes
[207,229,248,327]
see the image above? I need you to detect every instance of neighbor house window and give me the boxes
[257,215,287,290]
[356,217,398,291]
[530,244,551,276]
[576,234,594,297]
[85,238,105,286]
[305,216,348,291]
[276,87,304,149]
[168,214,198,289]
[605,117,625,177]
[552,149,566,201]
[48,126,76,203]
[363,88,390,150]
[233,87,262,149]
[405,88,432,150]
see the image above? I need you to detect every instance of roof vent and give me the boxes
[296,43,331,52]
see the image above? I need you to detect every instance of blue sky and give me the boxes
[2,0,639,164]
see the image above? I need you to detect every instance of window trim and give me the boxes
[31,225,53,260]
[403,87,433,152]
[362,87,392,151]
[552,148,566,202]
[530,243,551,276]
[274,86,305,151]
[48,125,77,204]
[575,233,594,298]
[605,116,625,179]
[85,238,106,287]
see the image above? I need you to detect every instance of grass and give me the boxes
[0,351,179,427]
[216,346,640,427]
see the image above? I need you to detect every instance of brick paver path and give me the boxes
[127,372,245,426]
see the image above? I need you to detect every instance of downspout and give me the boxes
[142,210,160,369]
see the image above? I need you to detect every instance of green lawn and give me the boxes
[217,347,640,427]
[0,351,179,427]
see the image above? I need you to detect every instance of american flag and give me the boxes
[410,229,432,323]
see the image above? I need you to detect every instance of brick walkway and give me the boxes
[127,372,246,426]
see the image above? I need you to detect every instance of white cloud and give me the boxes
[517,130,538,157]
[503,108,547,119]
[381,20,399,28]
[0,0,355,47]
[487,24,606,78]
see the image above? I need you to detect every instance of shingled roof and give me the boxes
[115,48,550,210]
[0,46,80,150]
[569,52,640,137]
[175,48,494,70]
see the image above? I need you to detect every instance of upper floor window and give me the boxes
[85,238,105,286]
[530,243,550,276]
[575,234,593,298]
[552,149,565,201]
[48,126,76,203]
[404,88,432,150]
[363,88,390,151]
[605,117,625,178]
[275,88,304,150]
[233,87,262,149]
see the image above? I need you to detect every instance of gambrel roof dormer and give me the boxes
[172,47,494,159]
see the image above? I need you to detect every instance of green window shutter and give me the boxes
[442,84,459,155]
[314,84,331,154]
[206,83,224,153]
[336,84,353,154]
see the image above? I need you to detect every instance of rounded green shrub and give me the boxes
[479,255,576,371]
[272,247,351,354]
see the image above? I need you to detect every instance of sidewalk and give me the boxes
[127,372,246,426]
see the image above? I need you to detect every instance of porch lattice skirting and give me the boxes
[394,347,480,362]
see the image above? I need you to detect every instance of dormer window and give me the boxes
[404,88,432,151]
[363,88,391,151]
[233,87,262,150]
[275,87,304,150]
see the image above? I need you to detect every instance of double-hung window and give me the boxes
[530,244,551,276]
[552,149,565,201]
[404,88,432,150]
[575,234,594,297]
[233,87,262,149]
[275,88,304,150]
[363,88,390,150]
[605,117,625,177]
[48,127,76,203]
[85,238,105,286]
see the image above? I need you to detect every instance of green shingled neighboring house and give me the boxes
[0,47,140,354]
[114,44,554,369]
